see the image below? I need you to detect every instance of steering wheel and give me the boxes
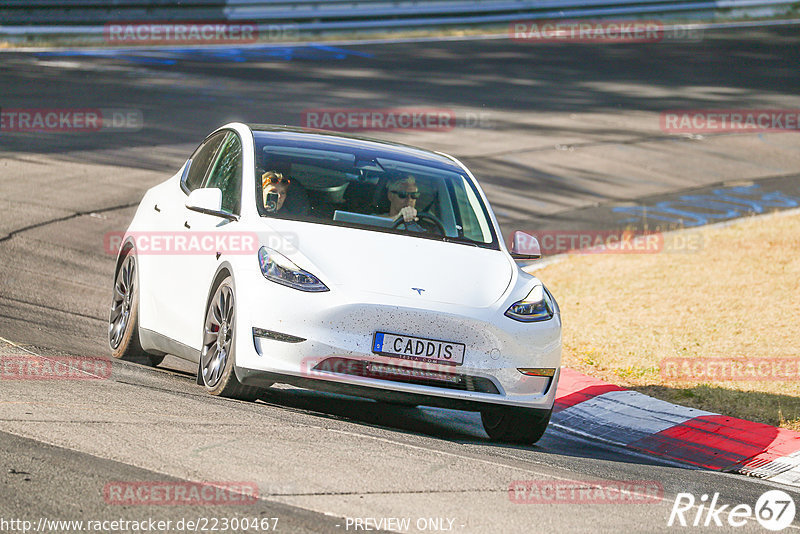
[392,212,446,235]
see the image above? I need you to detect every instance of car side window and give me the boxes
[183,132,227,192]
[203,132,243,215]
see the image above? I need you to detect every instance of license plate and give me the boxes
[372,332,465,366]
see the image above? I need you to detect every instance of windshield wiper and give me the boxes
[440,235,483,247]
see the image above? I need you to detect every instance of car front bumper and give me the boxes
[232,266,562,412]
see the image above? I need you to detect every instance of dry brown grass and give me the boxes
[536,210,800,429]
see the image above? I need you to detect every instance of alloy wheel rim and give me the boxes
[109,255,135,349]
[201,283,234,388]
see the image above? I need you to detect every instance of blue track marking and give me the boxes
[613,184,800,227]
[34,45,373,64]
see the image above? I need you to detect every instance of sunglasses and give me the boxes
[263,176,291,186]
[390,190,420,199]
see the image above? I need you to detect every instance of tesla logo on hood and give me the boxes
[411,288,425,295]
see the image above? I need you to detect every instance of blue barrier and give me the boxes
[1,0,796,32]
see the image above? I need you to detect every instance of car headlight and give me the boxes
[505,285,554,322]
[258,247,328,292]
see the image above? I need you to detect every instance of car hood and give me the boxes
[267,220,513,307]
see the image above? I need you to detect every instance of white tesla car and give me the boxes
[109,123,561,443]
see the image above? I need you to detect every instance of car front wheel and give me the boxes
[200,275,262,401]
[480,406,552,444]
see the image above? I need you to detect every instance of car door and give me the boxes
[147,131,228,344]
[172,130,245,350]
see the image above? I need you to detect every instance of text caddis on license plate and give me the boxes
[372,332,465,365]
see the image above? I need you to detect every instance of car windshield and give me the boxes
[254,136,498,248]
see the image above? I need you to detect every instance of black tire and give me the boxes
[109,250,165,367]
[480,406,552,444]
[199,275,262,401]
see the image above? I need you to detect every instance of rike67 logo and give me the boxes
[668,490,796,531]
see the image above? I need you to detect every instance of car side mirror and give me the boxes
[510,231,541,260]
[186,188,238,221]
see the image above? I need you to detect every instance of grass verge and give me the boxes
[535,210,800,429]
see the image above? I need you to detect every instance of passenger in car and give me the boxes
[377,174,419,222]
[261,171,291,213]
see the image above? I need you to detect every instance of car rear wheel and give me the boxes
[200,276,262,401]
[109,251,165,366]
[480,406,552,444]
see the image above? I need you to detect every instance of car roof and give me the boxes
[247,124,466,173]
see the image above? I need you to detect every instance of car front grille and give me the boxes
[311,357,500,394]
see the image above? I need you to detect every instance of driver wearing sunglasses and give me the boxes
[380,174,420,223]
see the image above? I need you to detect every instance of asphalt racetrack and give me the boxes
[1,25,799,533]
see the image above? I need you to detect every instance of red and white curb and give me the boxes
[553,367,800,487]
